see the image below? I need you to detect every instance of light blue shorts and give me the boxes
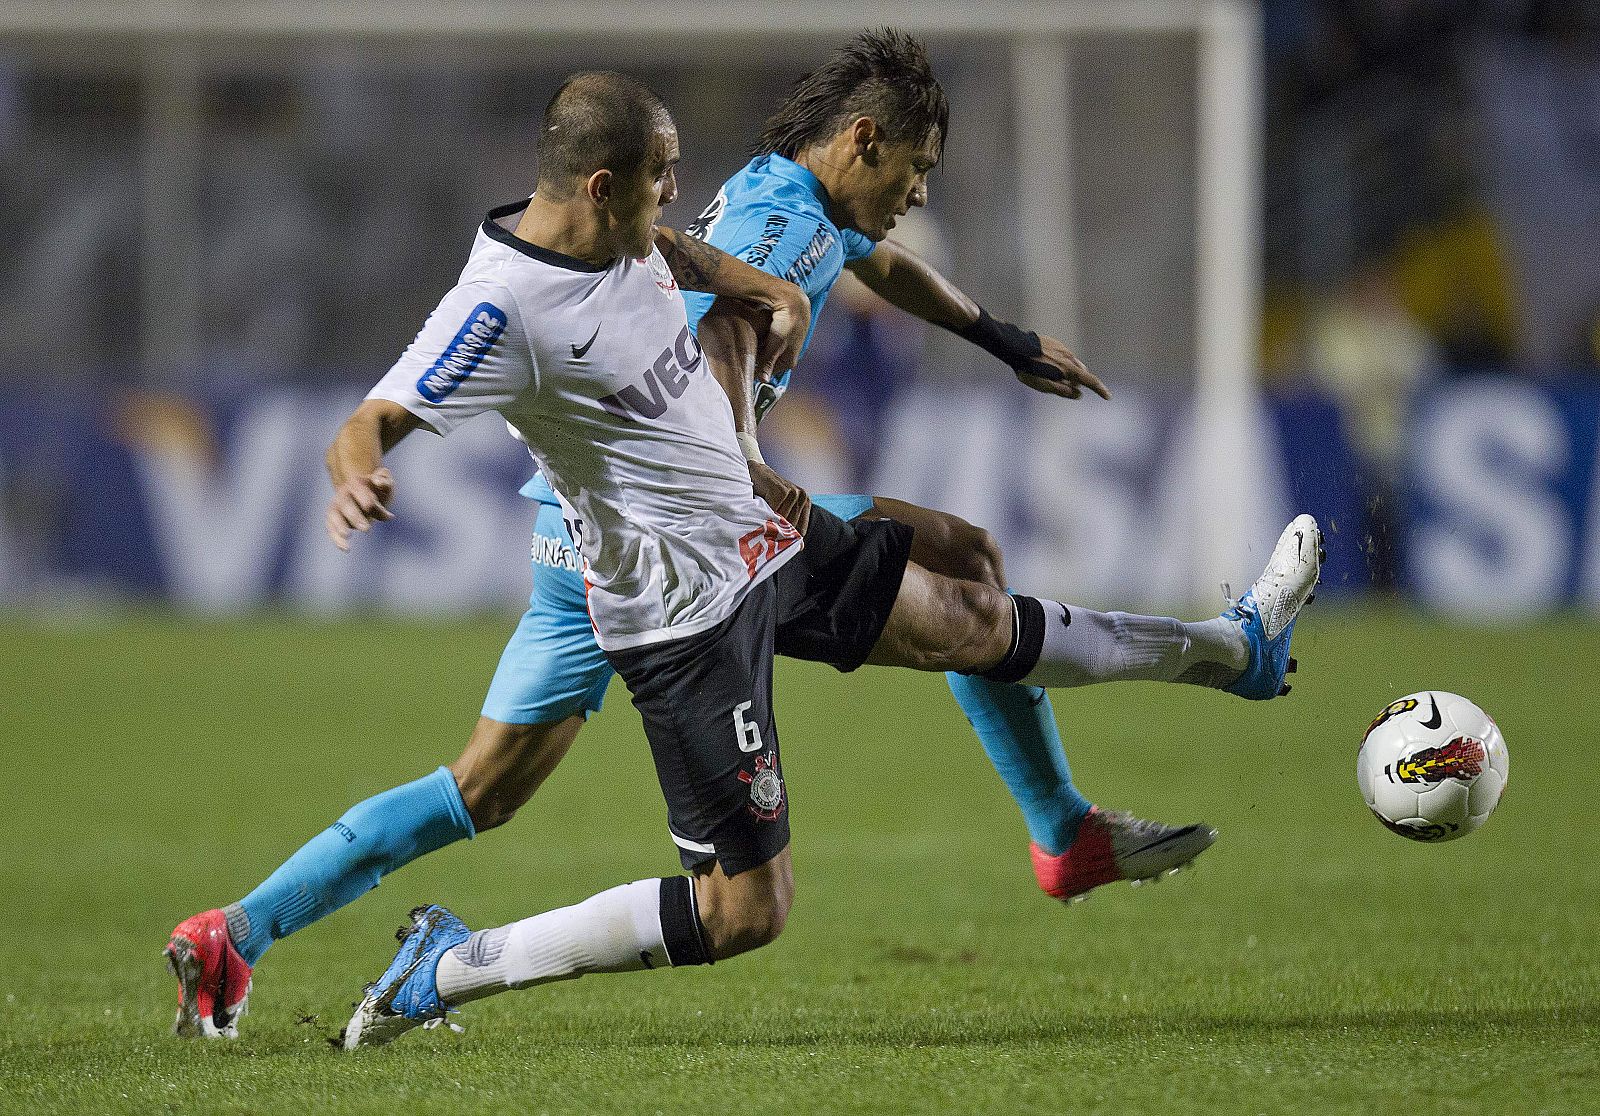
[479,483,876,725]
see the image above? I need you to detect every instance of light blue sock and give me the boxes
[946,673,1092,855]
[229,766,475,965]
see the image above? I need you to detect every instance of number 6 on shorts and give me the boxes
[733,700,764,753]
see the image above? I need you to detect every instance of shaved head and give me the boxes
[536,71,674,200]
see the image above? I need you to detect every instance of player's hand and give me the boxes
[326,467,396,551]
[1016,334,1111,401]
[748,460,811,536]
[755,285,810,383]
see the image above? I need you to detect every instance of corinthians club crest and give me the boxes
[645,252,678,294]
[738,751,784,821]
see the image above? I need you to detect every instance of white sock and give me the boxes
[435,879,667,1006]
[1018,604,1248,690]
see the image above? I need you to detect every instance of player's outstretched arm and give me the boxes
[697,297,812,534]
[846,240,1109,402]
[324,399,426,551]
[654,227,810,381]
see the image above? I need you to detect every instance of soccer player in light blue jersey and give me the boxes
[167,37,1321,1041]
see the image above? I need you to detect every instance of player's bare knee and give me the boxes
[943,579,1015,671]
[718,891,789,956]
[929,577,1012,670]
[735,885,791,954]
[760,866,794,942]
[695,858,793,959]
[961,524,1006,590]
[450,750,526,831]
[450,720,569,832]
[931,521,1005,589]
[453,774,520,832]
[893,503,1006,589]
[874,570,1010,672]
[448,729,528,825]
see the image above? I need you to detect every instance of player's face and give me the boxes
[616,125,680,257]
[853,128,940,241]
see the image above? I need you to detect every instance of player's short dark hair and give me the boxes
[536,71,673,199]
[755,29,948,160]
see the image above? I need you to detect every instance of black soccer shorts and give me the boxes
[606,574,790,877]
[773,504,913,672]
[603,506,913,876]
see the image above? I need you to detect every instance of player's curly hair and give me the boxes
[755,29,948,161]
[537,71,673,199]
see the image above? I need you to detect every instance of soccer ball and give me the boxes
[1356,691,1508,842]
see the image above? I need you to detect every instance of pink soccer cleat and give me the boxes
[165,909,252,1039]
[1031,807,1217,902]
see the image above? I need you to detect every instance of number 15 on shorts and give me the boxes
[733,700,764,753]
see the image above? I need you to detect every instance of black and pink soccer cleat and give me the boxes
[165,909,252,1039]
[1031,807,1217,902]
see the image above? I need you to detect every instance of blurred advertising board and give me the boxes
[1,376,1595,616]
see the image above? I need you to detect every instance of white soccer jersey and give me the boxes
[368,199,802,651]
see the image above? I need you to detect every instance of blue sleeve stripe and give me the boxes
[417,302,507,403]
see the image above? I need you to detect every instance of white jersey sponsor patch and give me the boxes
[367,200,801,650]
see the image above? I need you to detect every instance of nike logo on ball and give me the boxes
[571,324,602,359]
[1419,693,1442,730]
[1059,605,1071,627]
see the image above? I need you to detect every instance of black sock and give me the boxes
[659,876,713,967]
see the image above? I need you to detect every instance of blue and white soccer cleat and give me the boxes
[1224,513,1323,701]
[340,904,470,1050]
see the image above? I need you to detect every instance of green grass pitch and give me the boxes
[1,607,1595,1114]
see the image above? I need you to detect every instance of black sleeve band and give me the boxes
[974,593,1046,686]
[953,307,1054,377]
[659,876,714,967]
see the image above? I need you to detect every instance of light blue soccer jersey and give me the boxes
[680,153,877,423]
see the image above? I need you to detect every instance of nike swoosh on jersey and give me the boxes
[1419,693,1442,730]
[571,324,602,359]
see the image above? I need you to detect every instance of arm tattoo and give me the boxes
[660,229,728,292]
